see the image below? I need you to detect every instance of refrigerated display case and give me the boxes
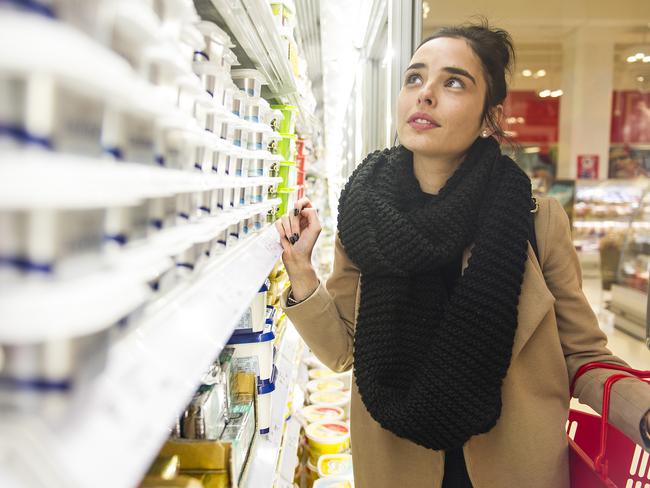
[610,184,650,341]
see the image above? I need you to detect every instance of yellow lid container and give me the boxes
[299,405,345,424]
[317,453,353,478]
[305,420,350,457]
[306,378,345,395]
[308,368,338,380]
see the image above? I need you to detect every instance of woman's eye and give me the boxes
[445,77,465,89]
[405,73,422,86]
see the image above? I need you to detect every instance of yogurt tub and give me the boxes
[192,60,229,102]
[155,118,202,170]
[256,373,276,434]
[231,89,248,118]
[104,200,149,247]
[309,390,351,419]
[194,20,233,65]
[146,194,177,231]
[245,96,262,123]
[313,478,354,488]
[305,420,351,464]
[212,140,235,176]
[308,368,339,381]
[317,453,354,479]
[176,73,212,120]
[298,405,345,425]
[227,329,275,380]
[306,378,345,395]
[231,69,266,98]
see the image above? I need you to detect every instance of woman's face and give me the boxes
[397,37,496,160]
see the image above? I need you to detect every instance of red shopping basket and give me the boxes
[568,362,650,487]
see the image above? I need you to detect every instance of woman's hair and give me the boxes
[417,18,515,140]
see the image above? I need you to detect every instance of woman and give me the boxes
[275,22,650,488]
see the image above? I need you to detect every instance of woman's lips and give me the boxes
[407,113,440,131]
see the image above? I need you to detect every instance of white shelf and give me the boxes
[0,224,284,488]
[239,322,303,488]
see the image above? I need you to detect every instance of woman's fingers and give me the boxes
[280,215,296,244]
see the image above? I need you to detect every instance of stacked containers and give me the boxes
[271,104,299,215]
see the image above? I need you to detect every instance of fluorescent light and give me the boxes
[635,52,645,59]
[536,69,546,77]
[550,90,563,97]
[638,76,645,82]
[524,146,540,154]
[539,89,551,98]
[627,55,638,63]
[644,56,650,63]
[506,116,517,124]
[516,117,525,124]
[522,69,532,77]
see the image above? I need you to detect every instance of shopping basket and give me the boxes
[567,362,650,487]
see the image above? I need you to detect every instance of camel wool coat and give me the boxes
[281,196,650,488]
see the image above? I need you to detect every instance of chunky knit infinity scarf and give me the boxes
[337,137,535,450]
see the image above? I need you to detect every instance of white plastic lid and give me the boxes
[195,20,234,47]
[307,378,345,394]
[231,69,267,84]
[310,390,350,407]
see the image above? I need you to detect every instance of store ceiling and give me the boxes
[422,0,650,91]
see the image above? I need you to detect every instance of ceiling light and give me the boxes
[522,69,532,77]
[524,146,540,154]
[627,55,638,63]
[550,90,563,97]
[506,116,517,124]
[638,76,645,82]
[635,52,645,60]
[539,89,551,98]
[644,56,650,63]
[516,117,525,124]
[423,1,430,19]
[536,69,546,77]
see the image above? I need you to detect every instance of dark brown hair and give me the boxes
[418,18,515,139]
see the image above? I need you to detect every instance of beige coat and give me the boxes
[281,196,650,488]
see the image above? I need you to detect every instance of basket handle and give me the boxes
[571,362,650,480]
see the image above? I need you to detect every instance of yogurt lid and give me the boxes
[313,478,354,488]
[305,420,350,443]
[300,405,344,423]
[307,378,344,394]
[310,390,349,405]
[308,368,338,380]
[317,453,353,478]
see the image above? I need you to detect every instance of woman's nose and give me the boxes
[417,84,435,106]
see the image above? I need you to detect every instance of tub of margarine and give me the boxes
[313,477,354,488]
[306,378,345,395]
[317,453,353,478]
[309,390,350,419]
[308,367,337,380]
[306,420,350,463]
[298,405,345,426]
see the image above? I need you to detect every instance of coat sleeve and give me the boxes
[541,196,650,447]
[280,234,360,372]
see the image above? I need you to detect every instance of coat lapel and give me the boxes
[462,243,555,361]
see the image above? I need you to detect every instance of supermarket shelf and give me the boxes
[239,322,303,488]
[0,224,284,488]
[196,0,296,97]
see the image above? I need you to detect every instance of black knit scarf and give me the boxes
[337,137,534,450]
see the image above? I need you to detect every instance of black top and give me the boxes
[440,253,474,488]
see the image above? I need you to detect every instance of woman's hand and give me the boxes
[275,197,321,301]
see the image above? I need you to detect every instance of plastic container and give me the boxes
[227,329,275,380]
[230,89,248,118]
[277,133,297,161]
[194,21,233,66]
[270,104,299,134]
[256,366,277,434]
[265,153,283,177]
[277,187,297,216]
[248,123,269,151]
[306,378,345,395]
[264,131,283,155]
[309,368,339,381]
[245,97,263,123]
[317,453,353,479]
[298,405,345,425]
[231,69,267,99]
[278,161,297,189]
[192,60,229,102]
[305,420,351,465]
[313,478,354,488]
[310,390,351,419]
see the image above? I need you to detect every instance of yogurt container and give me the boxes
[313,478,354,488]
[231,69,266,99]
[306,378,345,395]
[317,453,354,479]
[309,390,351,419]
[305,420,351,464]
[298,405,345,425]
[227,329,275,380]
[194,21,233,66]
[256,365,277,434]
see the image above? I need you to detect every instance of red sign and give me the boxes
[577,154,599,179]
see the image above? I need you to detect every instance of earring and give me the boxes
[481,129,489,138]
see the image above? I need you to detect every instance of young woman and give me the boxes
[275,22,650,488]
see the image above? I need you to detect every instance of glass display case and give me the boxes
[610,184,650,341]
